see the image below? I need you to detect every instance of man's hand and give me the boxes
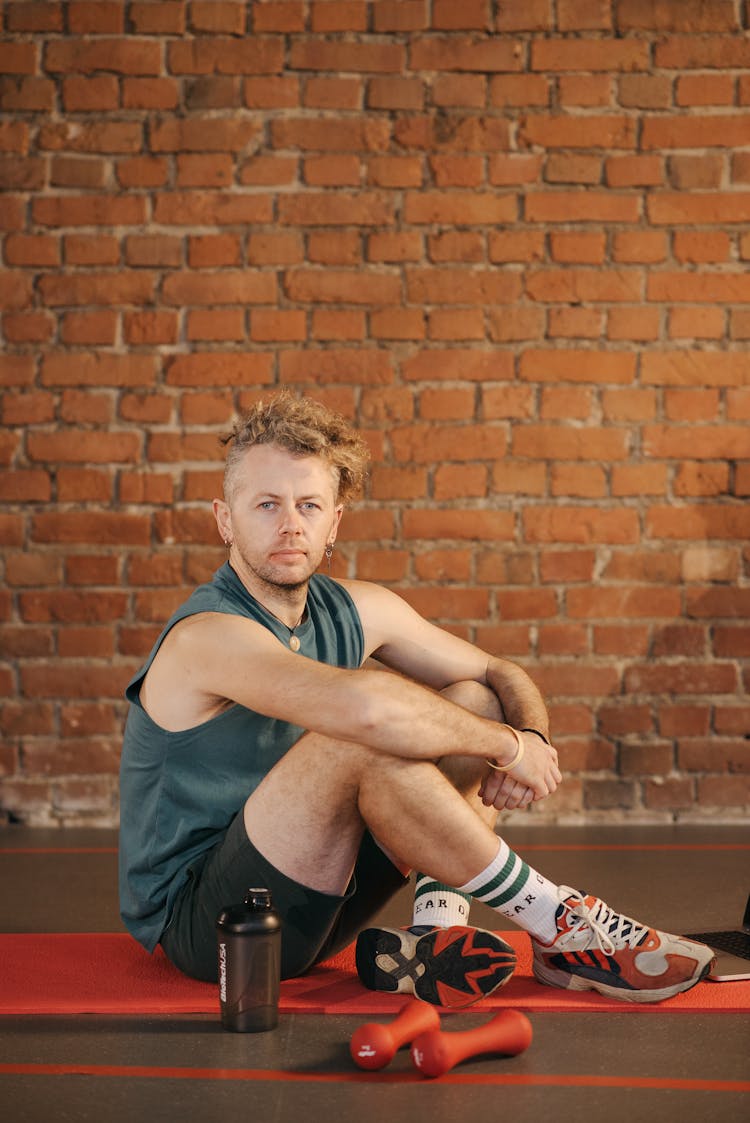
[478,730,562,812]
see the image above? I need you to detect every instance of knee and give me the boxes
[441,679,504,723]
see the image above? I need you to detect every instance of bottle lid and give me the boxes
[244,887,273,909]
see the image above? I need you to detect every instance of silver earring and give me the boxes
[325,542,333,573]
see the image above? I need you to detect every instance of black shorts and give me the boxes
[160,811,409,983]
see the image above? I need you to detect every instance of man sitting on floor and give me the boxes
[119,393,713,1006]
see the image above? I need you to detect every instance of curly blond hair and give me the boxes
[221,392,369,504]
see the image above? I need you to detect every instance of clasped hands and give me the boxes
[479,728,562,812]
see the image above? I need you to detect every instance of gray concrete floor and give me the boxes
[2,823,749,1122]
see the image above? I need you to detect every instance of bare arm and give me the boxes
[346,581,549,729]
[484,656,549,737]
[142,580,560,801]
[345,580,561,803]
[144,611,526,767]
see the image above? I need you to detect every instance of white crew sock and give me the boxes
[412,873,471,928]
[458,838,561,945]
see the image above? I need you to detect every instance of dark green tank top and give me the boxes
[118,562,364,952]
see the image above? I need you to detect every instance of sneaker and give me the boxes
[355,924,516,1009]
[532,886,716,1004]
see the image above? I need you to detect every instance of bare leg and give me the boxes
[244,689,716,1009]
[243,732,500,896]
[437,679,502,832]
[404,680,502,928]
[338,688,517,1009]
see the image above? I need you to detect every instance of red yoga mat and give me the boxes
[5,931,748,1015]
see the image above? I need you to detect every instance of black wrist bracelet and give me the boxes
[521,727,550,745]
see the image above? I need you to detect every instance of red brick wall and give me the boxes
[1,1,748,826]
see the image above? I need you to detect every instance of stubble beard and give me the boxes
[231,541,323,602]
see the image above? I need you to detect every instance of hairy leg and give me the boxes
[437,680,502,831]
[243,732,500,897]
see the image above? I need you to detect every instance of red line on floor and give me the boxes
[0,1063,748,1091]
[517,844,750,852]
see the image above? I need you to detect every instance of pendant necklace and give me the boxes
[286,610,304,652]
[263,596,305,652]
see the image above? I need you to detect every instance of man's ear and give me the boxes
[212,498,232,544]
[329,503,344,545]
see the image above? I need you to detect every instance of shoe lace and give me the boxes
[558,886,649,956]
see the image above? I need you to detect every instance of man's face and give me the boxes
[215,443,343,593]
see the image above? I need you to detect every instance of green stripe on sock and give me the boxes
[413,872,472,927]
[415,876,470,902]
[415,879,449,898]
[483,861,530,909]
[468,849,517,901]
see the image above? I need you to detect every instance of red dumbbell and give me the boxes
[410,1008,533,1078]
[350,998,441,1070]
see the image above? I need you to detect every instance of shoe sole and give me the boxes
[355,925,516,1009]
[532,950,715,1004]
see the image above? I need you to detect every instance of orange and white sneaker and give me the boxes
[532,887,715,1003]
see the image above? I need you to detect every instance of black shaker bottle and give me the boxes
[216,887,281,1032]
